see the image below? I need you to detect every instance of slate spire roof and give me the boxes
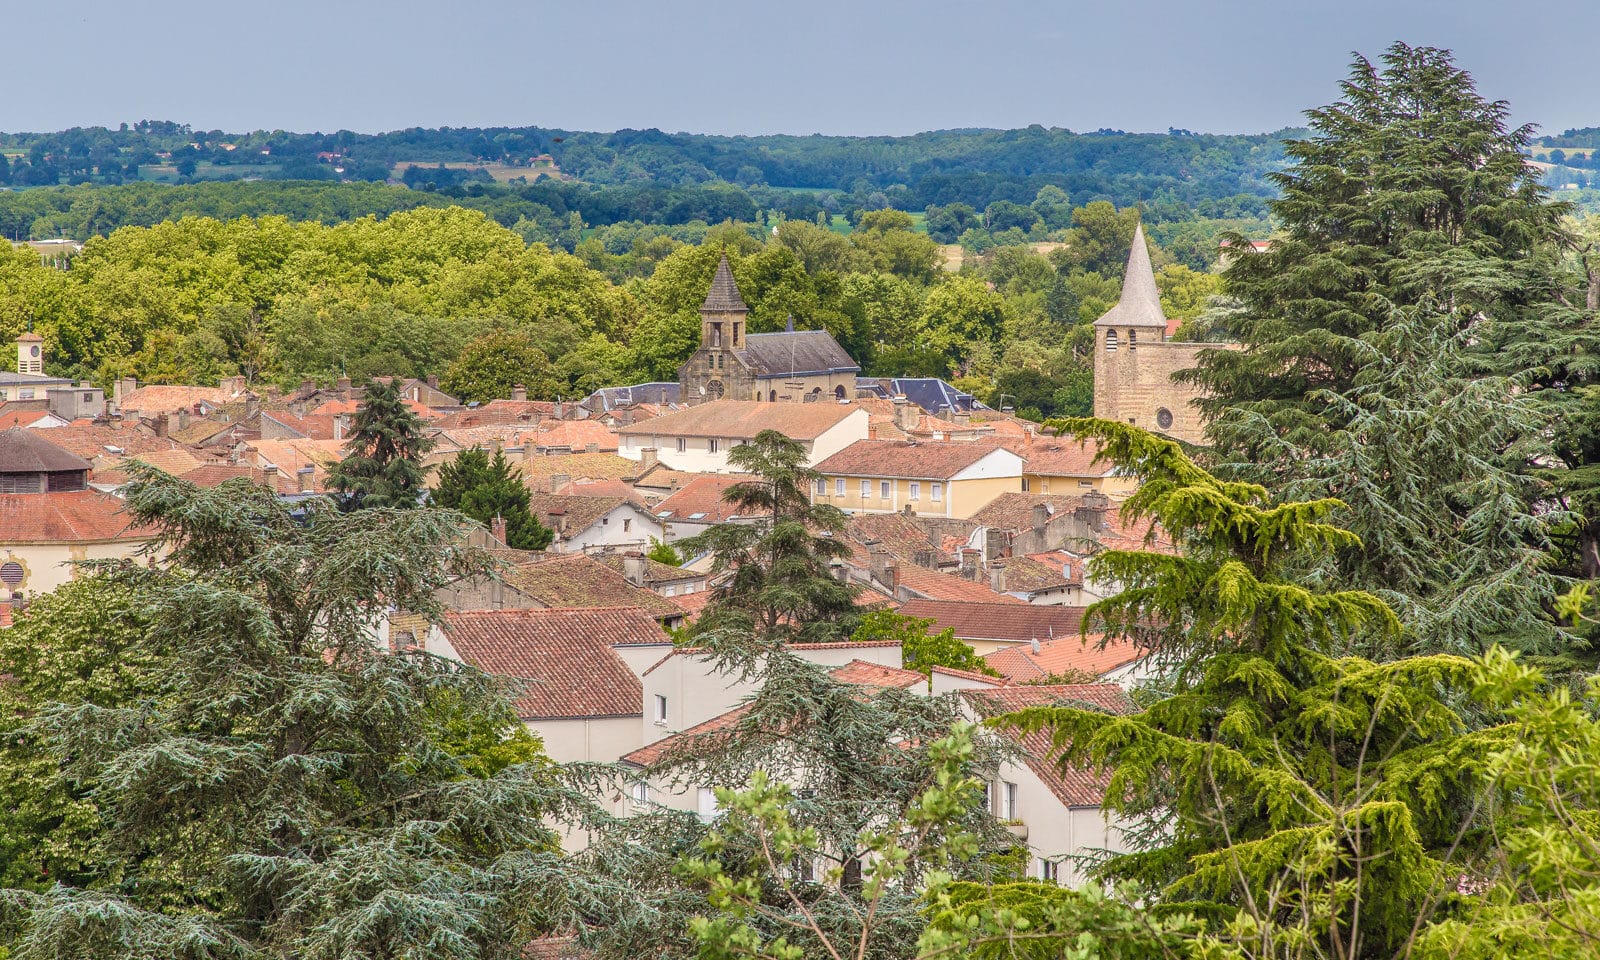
[701,254,748,313]
[1094,223,1167,329]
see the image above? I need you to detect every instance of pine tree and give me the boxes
[432,447,553,550]
[1187,43,1571,653]
[1007,418,1504,958]
[329,377,433,510]
[0,467,603,959]
[681,429,859,643]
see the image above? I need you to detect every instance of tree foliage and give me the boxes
[329,377,434,510]
[431,446,553,550]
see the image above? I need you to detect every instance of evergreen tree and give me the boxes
[431,447,553,550]
[0,468,600,959]
[328,377,433,510]
[1007,419,1504,958]
[680,430,858,643]
[1188,43,1570,653]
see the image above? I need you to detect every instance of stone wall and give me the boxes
[1093,336,1213,445]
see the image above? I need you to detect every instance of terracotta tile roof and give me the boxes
[983,633,1145,683]
[1000,435,1116,478]
[961,684,1136,807]
[93,448,212,486]
[615,399,863,442]
[440,607,662,719]
[518,452,637,488]
[0,428,93,472]
[853,399,995,441]
[503,554,681,619]
[432,400,568,428]
[527,420,618,452]
[243,438,345,489]
[553,479,644,504]
[621,653,917,767]
[0,408,56,429]
[41,422,177,460]
[0,490,154,543]
[313,397,442,420]
[593,553,701,584]
[898,599,1086,644]
[999,556,1078,594]
[262,411,338,440]
[968,493,1092,533]
[889,562,1021,603]
[180,463,309,495]
[848,513,957,566]
[929,664,1007,686]
[814,440,1015,481]
[118,384,237,416]
[526,492,644,540]
[654,474,751,523]
[640,638,903,678]
[667,589,715,618]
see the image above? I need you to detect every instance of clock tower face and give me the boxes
[706,379,725,400]
[30,346,39,358]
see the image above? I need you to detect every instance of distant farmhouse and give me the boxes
[678,255,860,404]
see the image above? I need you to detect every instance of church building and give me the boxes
[1092,225,1228,445]
[678,255,860,404]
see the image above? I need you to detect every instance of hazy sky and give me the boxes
[9,0,1596,137]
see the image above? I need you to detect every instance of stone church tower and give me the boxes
[1092,224,1217,444]
[678,254,860,403]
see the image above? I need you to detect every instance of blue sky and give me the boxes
[9,0,1596,137]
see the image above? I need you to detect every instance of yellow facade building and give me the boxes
[811,440,1023,520]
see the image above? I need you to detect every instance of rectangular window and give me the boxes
[931,483,943,502]
[860,479,871,497]
[991,781,1017,819]
[1040,480,1050,493]
[18,389,33,400]
[630,781,650,804]
[676,438,687,453]
[835,478,846,496]
[816,478,828,496]
[697,787,718,820]
[881,480,891,499]
[1021,477,1031,492]
[709,438,720,453]
[623,518,631,532]
[655,694,668,724]
[909,482,920,501]
[1040,859,1059,883]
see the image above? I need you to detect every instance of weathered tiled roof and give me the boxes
[983,634,1144,683]
[961,684,1135,807]
[815,439,1014,481]
[968,493,1090,533]
[740,330,859,377]
[1094,223,1167,329]
[0,428,92,473]
[0,490,152,543]
[654,474,750,523]
[898,598,1086,644]
[1001,436,1115,478]
[701,254,748,312]
[518,452,636,486]
[503,554,680,619]
[439,607,662,720]
[848,513,955,566]
[616,399,862,442]
[118,384,237,415]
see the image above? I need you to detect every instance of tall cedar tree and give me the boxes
[432,447,554,550]
[1187,43,1570,654]
[329,377,434,510]
[1006,419,1508,959]
[583,636,1019,960]
[0,468,606,960]
[680,429,858,643]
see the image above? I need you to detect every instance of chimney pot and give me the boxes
[490,515,507,545]
[153,413,169,437]
[623,552,647,586]
[640,447,658,472]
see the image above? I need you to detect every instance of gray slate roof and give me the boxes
[0,428,94,473]
[741,330,860,378]
[701,255,748,312]
[1094,223,1168,329]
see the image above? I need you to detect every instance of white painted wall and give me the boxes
[949,448,1026,482]
[618,409,869,473]
[552,503,666,554]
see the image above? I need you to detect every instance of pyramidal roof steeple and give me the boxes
[701,254,748,313]
[1093,223,1167,328]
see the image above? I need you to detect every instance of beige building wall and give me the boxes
[618,410,869,473]
[1024,472,1139,500]
[813,473,1021,520]
[531,715,643,765]
[0,540,157,600]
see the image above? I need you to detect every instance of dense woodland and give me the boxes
[5,42,1600,960]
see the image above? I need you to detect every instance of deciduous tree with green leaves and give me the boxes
[440,328,562,404]
[850,610,999,679]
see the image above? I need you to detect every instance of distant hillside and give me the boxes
[0,121,1294,214]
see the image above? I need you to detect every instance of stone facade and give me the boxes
[1091,225,1230,445]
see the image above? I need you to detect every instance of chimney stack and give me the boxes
[550,473,571,494]
[1073,492,1110,533]
[114,376,137,409]
[960,548,980,581]
[1032,502,1051,534]
[154,413,169,438]
[426,374,439,391]
[623,552,647,587]
[1030,637,1041,655]
[892,395,918,433]
[511,384,527,402]
[990,559,1008,595]
[640,447,658,472]
[297,465,314,493]
[585,442,599,454]
[553,400,565,420]
[176,407,191,431]
[490,515,507,545]
[336,376,353,395]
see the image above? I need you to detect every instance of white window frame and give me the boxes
[992,780,1017,819]
[676,437,687,453]
[880,480,891,499]
[697,787,718,821]
[1040,859,1059,883]
[654,694,668,724]
[931,482,943,502]
[708,438,720,453]
[630,781,650,804]
[835,478,846,496]
[909,482,921,501]
[816,478,828,496]
[860,479,871,497]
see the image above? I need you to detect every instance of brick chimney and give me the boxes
[960,548,980,581]
[990,559,1008,595]
[114,376,137,408]
[176,407,190,431]
[951,406,971,426]
[336,376,353,396]
[640,447,658,472]
[892,395,918,433]
[623,551,647,586]
[553,400,565,420]
[490,515,507,545]
[153,413,169,438]
[511,384,527,402]
[297,465,315,493]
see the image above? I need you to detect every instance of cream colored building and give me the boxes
[811,440,1023,519]
[616,399,869,473]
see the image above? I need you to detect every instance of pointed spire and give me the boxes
[1093,223,1167,328]
[700,253,748,313]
